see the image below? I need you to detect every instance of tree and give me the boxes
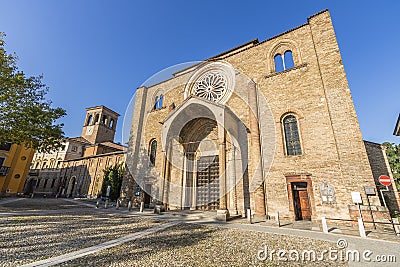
[101,163,124,200]
[382,142,400,190]
[0,32,66,152]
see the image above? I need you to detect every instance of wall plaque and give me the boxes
[320,181,336,204]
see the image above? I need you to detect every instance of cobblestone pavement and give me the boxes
[58,223,347,267]
[3,197,385,266]
[0,198,162,267]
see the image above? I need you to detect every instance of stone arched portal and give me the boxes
[160,97,250,215]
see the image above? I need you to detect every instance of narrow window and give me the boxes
[43,179,48,188]
[283,115,302,156]
[149,139,157,166]
[274,54,284,72]
[0,157,5,167]
[158,95,164,109]
[35,162,40,169]
[95,114,100,123]
[51,179,56,188]
[109,119,114,128]
[36,179,41,188]
[284,50,294,69]
[102,115,107,124]
[154,96,159,110]
[86,115,93,126]
[56,159,62,169]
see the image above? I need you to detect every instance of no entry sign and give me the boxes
[379,175,392,187]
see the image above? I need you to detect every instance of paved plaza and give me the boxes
[1,198,399,266]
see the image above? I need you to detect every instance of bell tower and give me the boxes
[81,106,120,144]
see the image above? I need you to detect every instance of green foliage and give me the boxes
[382,142,400,190]
[101,163,124,200]
[0,32,66,152]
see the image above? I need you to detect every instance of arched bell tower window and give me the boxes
[109,119,114,128]
[86,115,93,126]
[282,114,302,156]
[149,139,157,166]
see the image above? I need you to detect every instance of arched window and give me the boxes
[284,50,294,69]
[282,114,302,156]
[274,54,284,72]
[149,139,157,166]
[274,50,295,72]
[158,95,164,109]
[154,96,159,110]
[49,158,55,168]
[102,115,107,124]
[87,115,93,126]
[153,95,164,110]
[56,158,62,169]
[95,114,100,123]
[42,160,48,169]
[109,119,114,128]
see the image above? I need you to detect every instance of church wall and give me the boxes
[124,10,384,221]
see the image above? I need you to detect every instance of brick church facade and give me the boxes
[122,10,400,222]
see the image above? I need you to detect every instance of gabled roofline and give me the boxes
[139,9,330,90]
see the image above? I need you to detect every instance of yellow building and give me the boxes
[0,143,35,195]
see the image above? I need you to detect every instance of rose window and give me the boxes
[193,72,227,102]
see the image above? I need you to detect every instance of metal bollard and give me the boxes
[128,201,132,211]
[96,200,100,209]
[105,199,109,209]
[116,200,120,210]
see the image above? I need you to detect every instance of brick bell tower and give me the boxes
[81,106,120,144]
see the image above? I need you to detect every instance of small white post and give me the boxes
[128,201,132,211]
[140,202,144,212]
[247,209,252,224]
[104,199,109,209]
[358,218,366,238]
[116,200,120,210]
[276,212,280,227]
[322,216,328,233]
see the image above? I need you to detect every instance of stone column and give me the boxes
[162,141,172,209]
[248,81,266,218]
[160,148,167,208]
[190,153,197,210]
[229,144,238,215]
[180,151,186,209]
[217,126,229,221]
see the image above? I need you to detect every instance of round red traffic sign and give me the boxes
[379,175,392,187]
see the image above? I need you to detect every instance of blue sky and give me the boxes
[1,1,399,144]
